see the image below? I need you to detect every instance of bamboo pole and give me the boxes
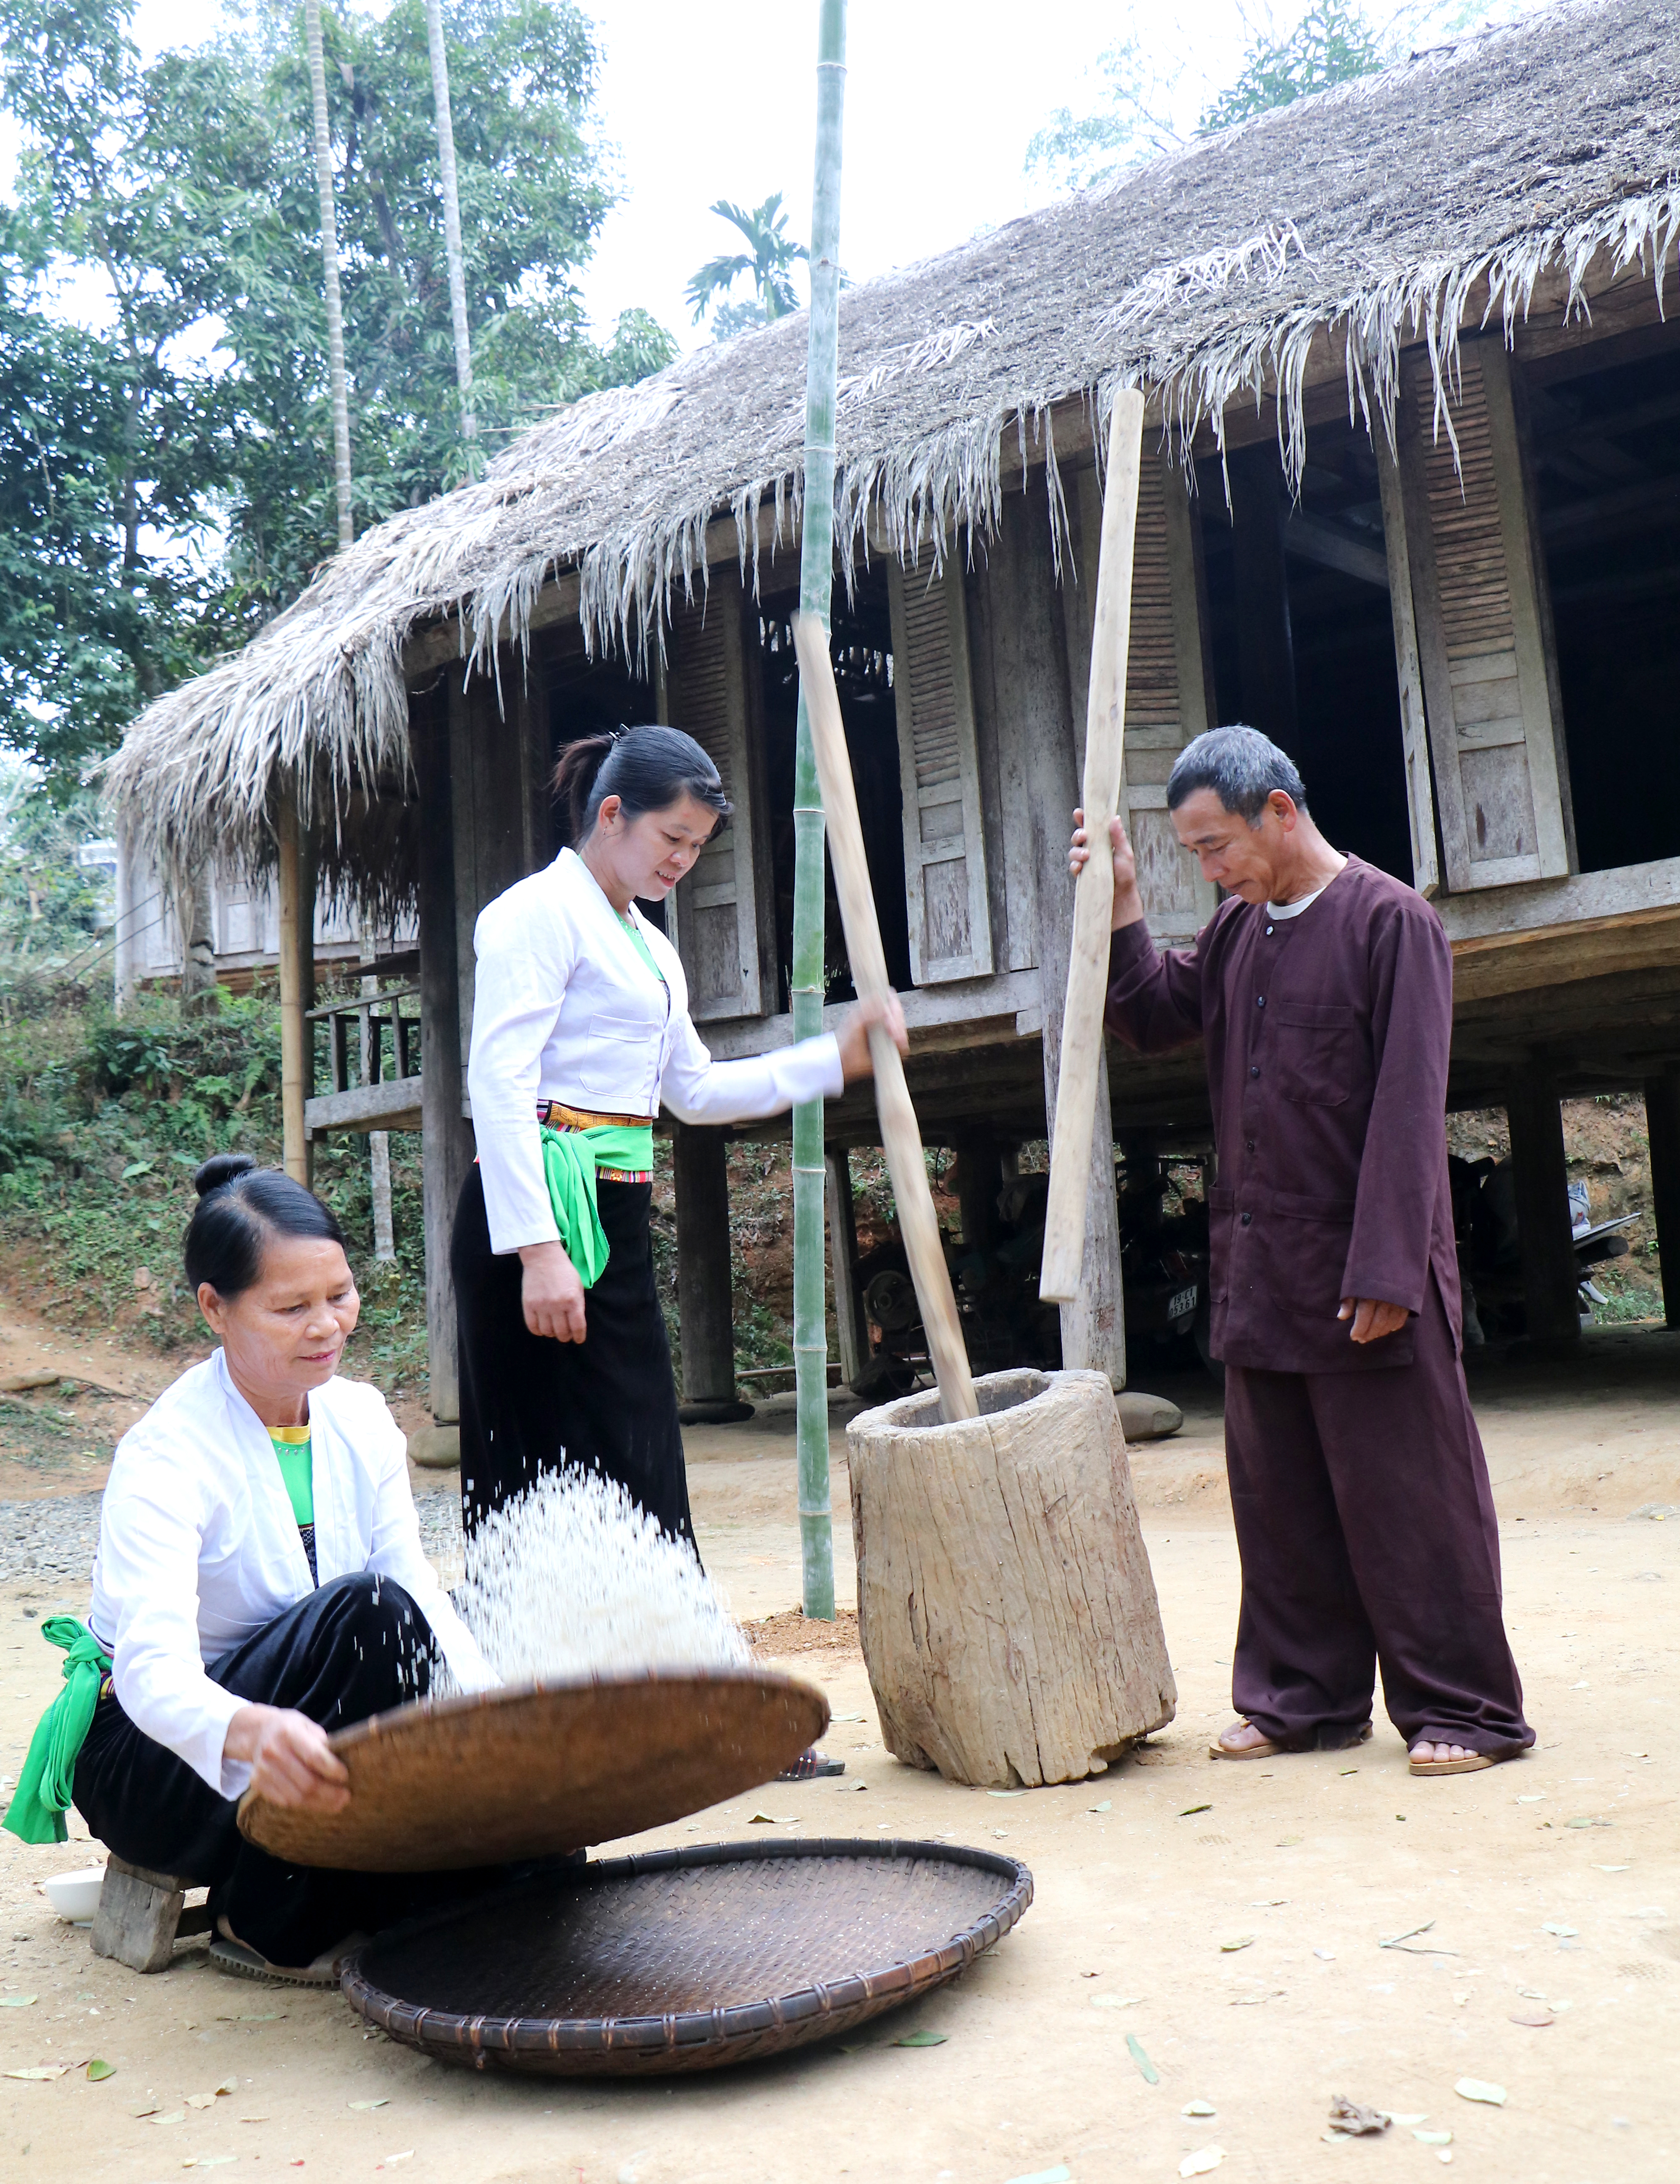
[423,0,477,466]
[1040,390,1146,1303]
[793,618,977,1424]
[791,0,848,1620]
[277,788,309,1185]
[304,0,354,548]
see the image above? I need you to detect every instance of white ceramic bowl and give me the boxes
[44,1866,106,1921]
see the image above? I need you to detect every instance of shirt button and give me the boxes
[1245,1138,1256,1153]
[1265,924,1275,937]
[1250,1064,1260,1078]
[1240,1211,1253,1227]
[1256,994,1266,1008]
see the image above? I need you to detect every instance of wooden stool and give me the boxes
[90,1854,214,1974]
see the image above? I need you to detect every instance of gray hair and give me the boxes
[1166,725,1308,823]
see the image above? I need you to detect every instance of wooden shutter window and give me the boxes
[662,567,767,1021]
[1066,449,1218,947]
[887,545,994,984]
[1396,338,1575,891]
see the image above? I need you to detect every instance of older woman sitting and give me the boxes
[3,1154,498,1981]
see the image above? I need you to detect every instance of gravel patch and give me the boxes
[0,1487,466,1591]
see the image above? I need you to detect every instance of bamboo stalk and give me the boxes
[277,788,309,1185]
[304,0,354,548]
[791,0,848,1621]
[1040,389,1146,1303]
[793,617,976,1423]
[423,0,477,466]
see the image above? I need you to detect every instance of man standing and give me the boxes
[1071,725,1532,1777]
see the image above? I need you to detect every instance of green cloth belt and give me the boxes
[541,1122,655,1290]
[3,1617,112,1846]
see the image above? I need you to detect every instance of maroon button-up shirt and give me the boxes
[1104,856,1460,1375]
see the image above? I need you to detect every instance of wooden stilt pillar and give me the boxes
[674,1123,752,1424]
[276,788,310,1187]
[826,1147,865,1387]
[415,684,475,1426]
[952,1130,1003,1260]
[1505,1068,1580,1345]
[1644,1067,1680,1331]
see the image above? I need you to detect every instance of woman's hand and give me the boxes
[518,1240,587,1342]
[224,1704,349,1813]
[1069,808,1146,931]
[836,991,909,1083]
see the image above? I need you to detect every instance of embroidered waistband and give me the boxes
[537,1100,657,1131]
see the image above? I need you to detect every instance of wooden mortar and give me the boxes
[847,1367,1176,1787]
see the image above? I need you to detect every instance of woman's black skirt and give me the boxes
[451,1163,693,1546]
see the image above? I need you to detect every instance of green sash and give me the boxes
[541,1122,656,1290]
[3,1617,112,1846]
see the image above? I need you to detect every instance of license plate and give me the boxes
[1168,1285,1198,1321]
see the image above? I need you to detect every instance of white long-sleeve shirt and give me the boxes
[89,1352,499,1798]
[467,846,844,1254]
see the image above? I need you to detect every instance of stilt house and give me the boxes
[109,0,1680,1422]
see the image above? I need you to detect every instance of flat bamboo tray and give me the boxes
[340,1838,1032,2074]
[238,1671,826,1872]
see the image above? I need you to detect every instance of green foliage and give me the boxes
[0,979,430,1397]
[685,193,808,337]
[1025,38,1183,193]
[1200,3,1386,132]
[0,0,676,776]
[0,772,109,965]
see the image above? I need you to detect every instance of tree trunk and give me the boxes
[848,1368,1176,1786]
[277,789,310,1186]
[360,929,396,1263]
[791,0,849,1620]
[176,861,218,1020]
[304,0,354,549]
[423,0,476,463]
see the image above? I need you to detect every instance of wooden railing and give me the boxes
[303,984,424,1137]
[307,983,422,1097]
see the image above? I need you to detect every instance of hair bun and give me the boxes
[193,1152,258,1199]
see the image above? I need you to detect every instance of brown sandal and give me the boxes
[1209,1719,1373,1761]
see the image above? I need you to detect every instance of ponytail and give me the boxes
[551,724,732,846]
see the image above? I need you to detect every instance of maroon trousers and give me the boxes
[1223,1283,1533,1755]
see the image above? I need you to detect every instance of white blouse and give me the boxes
[89,1353,499,1798]
[467,846,844,1254]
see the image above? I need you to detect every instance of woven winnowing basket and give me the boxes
[341,1838,1032,2075]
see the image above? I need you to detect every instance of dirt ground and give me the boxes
[1,1332,1677,2184]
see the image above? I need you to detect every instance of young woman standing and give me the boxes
[453,724,904,1552]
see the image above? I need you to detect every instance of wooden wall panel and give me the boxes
[1396,337,1575,891]
[662,564,770,1020]
[887,546,994,984]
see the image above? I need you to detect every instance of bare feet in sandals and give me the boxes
[1409,1740,1495,1776]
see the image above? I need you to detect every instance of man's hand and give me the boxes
[519,1239,587,1342]
[1069,808,1146,931]
[836,991,909,1083]
[225,1704,350,1813]
[1339,1297,1409,1343]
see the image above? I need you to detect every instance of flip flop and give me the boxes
[1210,1719,1373,1761]
[1408,1751,1499,1777]
[777,1746,845,1780]
[208,1933,363,1986]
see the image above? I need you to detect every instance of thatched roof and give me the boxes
[108,0,1680,883]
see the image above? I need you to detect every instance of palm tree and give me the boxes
[685,194,808,335]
